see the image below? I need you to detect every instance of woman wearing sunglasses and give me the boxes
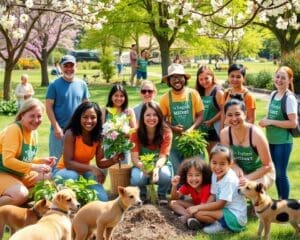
[133,80,158,123]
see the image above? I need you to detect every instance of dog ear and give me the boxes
[118,186,125,196]
[256,183,265,193]
[40,199,47,206]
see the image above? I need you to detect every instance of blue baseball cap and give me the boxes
[60,55,76,65]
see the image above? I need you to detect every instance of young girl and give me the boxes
[54,102,123,201]
[259,66,297,199]
[102,84,137,163]
[221,64,256,129]
[169,156,211,226]
[186,144,247,234]
[130,102,173,204]
[195,66,224,153]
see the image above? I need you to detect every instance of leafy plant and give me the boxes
[0,99,18,116]
[140,153,156,173]
[176,130,207,158]
[29,176,99,206]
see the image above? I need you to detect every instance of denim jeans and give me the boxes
[269,143,292,199]
[54,169,108,201]
[130,165,172,197]
[49,128,63,162]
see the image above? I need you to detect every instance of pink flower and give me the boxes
[109,130,119,140]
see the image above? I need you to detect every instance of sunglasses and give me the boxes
[141,89,154,94]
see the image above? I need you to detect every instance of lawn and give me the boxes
[1,62,299,239]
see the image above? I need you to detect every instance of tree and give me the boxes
[25,13,78,86]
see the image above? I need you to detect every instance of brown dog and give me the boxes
[72,186,142,240]
[239,181,300,240]
[0,199,51,238]
[10,188,80,240]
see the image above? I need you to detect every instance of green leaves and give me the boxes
[176,130,207,158]
[29,176,99,206]
[140,153,156,173]
[0,99,18,116]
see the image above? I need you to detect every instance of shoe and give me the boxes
[187,218,203,230]
[158,195,168,205]
[203,221,228,234]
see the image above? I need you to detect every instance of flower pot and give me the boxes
[108,164,132,195]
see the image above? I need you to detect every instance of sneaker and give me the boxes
[158,195,168,205]
[203,221,228,234]
[187,218,204,230]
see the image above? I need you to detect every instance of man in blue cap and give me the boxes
[45,55,90,162]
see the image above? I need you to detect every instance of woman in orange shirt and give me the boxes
[54,102,122,201]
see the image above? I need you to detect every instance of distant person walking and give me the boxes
[130,44,138,86]
[136,49,149,86]
[116,53,123,80]
[15,74,35,109]
[45,55,90,161]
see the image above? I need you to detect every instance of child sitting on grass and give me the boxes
[169,156,211,226]
[186,144,247,234]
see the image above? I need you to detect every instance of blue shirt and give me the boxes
[46,77,89,128]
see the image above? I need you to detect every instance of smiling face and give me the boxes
[20,106,43,131]
[112,90,125,108]
[169,74,186,91]
[186,166,203,189]
[61,62,76,81]
[210,152,231,180]
[140,83,156,103]
[198,71,214,89]
[225,104,246,128]
[143,107,159,129]
[228,70,245,89]
[274,69,291,91]
[80,107,97,132]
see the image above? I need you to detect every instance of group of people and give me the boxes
[0,54,297,235]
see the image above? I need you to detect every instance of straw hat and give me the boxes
[162,63,191,82]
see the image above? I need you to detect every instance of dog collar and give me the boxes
[31,207,42,219]
[255,203,271,214]
[50,207,69,215]
[117,198,126,212]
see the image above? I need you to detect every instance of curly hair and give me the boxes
[178,156,212,186]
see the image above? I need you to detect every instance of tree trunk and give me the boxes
[158,39,170,82]
[40,49,49,86]
[3,64,14,101]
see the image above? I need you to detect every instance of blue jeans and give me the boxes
[170,148,184,175]
[269,143,292,199]
[130,166,172,197]
[49,128,63,161]
[54,169,108,201]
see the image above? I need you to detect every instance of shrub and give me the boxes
[0,99,18,116]
[245,73,257,86]
[15,58,40,70]
[255,70,273,88]
[100,54,115,83]
[281,52,300,94]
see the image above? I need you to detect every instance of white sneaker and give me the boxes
[203,221,228,234]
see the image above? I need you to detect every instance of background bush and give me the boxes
[15,58,40,70]
[246,70,273,90]
[281,51,300,94]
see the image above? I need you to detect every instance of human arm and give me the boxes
[127,108,137,129]
[186,194,226,214]
[24,83,34,99]
[244,93,256,124]
[170,175,182,200]
[45,99,63,139]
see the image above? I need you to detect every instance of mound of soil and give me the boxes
[113,204,196,240]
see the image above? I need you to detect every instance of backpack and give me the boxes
[224,89,248,103]
[271,91,300,137]
[210,86,222,110]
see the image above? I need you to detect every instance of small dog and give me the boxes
[239,181,300,240]
[10,188,80,240]
[72,186,142,240]
[0,199,51,238]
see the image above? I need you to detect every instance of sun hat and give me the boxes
[60,55,76,65]
[162,63,191,82]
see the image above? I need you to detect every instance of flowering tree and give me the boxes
[0,0,116,100]
[26,13,78,86]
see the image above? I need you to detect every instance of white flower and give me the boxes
[121,124,131,135]
[182,2,192,16]
[191,13,202,21]
[1,15,16,30]
[102,122,114,135]
[20,14,29,23]
[167,18,176,30]
[93,23,103,30]
[187,19,193,25]
[25,0,34,8]
[197,28,206,35]
[168,5,176,14]
[12,28,25,39]
[178,27,185,33]
[276,16,288,30]
[259,12,269,23]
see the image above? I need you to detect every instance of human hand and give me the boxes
[91,166,106,184]
[152,167,159,183]
[42,156,57,167]
[239,176,248,187]
[204,120,212,128]
[172,125,184,134]
[136,161,143,169]
[258,118,269,128]
[171,175,180,186]
[32,163,51,174]
[54,127,64,139]
[187,205,199,215]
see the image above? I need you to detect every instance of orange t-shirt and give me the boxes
[56,136,99,169]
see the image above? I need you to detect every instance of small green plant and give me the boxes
[30,176,99,206]
[0,99,18,116]
[140,153,156,173]
[99,54,115,83]
[176,130,207,158]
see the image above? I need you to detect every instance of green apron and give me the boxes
[200,95,218,133]
[0,122,38,177]
[169,90,194,149]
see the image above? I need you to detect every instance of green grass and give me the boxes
[1,62,298,239]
